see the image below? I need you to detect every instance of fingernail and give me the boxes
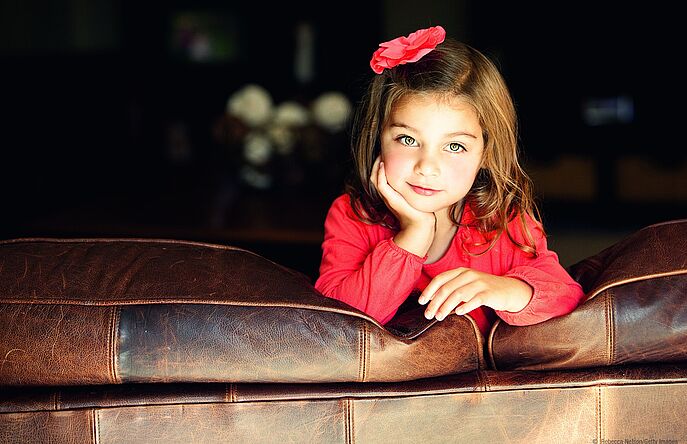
[418,297,427,305]
[424,311,433,320]
[436,313,445,321]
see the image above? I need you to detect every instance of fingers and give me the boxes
[369,157,393,201]
[370,156,381,189]
[421,269,483,320]
[376,160,393,198]
[451,290,485,316]
[419,268,469,306]
[419,269,458,305]
[370,156,435,230]
[434,280,484,320]
[375,161,405,210]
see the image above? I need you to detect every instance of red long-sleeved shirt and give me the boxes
[314,194,585,336]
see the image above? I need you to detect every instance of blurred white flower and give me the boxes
[243,132,273,165]
[311,92,352,133]
[273,101,310,127]
[267,124,297,155]
[239,165,272,189]
[220,86,350,190]
[226,84,274,128]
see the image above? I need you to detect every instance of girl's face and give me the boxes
[380,93,485,218]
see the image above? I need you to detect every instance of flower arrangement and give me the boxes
[214,84,352,192]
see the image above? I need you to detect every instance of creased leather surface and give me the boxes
[490,219,687,370]
[0,304,117,386]
[2,364,687,443]
[0,238,483,386]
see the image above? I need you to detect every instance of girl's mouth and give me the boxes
[409,183,441,196]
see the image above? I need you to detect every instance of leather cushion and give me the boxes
[489,219,687,370]
[0,238,484,386]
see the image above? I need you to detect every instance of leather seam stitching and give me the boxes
[609,290,616,365]
[93,409,100,444]
[345,398,354,444]
[225,383,237,402]
[344,399,350,444]
[597,386,602,442]
[109,306,121,383]
[604,294,611,365]
[344,399,348,444]
[476,369,483,392]
[350,399,355,444]
[107,307,115,384]
[608,290,618,365]
[357,322,363,382]
[363,322,369,382]
[358,320,369,382]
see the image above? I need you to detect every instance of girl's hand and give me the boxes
[370,156,436,257]
[418,268,533,321]
[370,156,435,230]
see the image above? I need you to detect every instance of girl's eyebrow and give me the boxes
[389,123,478,139]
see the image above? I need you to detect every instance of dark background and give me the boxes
[2,0,685,281]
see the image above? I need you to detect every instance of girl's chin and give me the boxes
[404,198,448,215]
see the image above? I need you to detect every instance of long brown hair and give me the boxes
[347,37,540,256]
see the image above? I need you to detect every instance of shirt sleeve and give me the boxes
[494,213,586,326]
[314,196,425,324]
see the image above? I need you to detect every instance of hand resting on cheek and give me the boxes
[370,156,436,258]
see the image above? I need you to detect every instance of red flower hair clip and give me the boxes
[370,25,446,74]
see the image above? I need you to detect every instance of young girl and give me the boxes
[314,26,585,336]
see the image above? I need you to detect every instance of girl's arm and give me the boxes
[419,213,585,325]
[494,214,585,326]
[314,196,425,324]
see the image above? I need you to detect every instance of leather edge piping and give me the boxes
[463,314,486,370]
[1,300,382,328]
[486,318,501,371]
[586,269,687,302]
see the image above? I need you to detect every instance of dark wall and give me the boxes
[469,2,681,160]
[2,1,380,231]
[2,0,685,244]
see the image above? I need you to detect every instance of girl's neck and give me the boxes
[425,203,463,265]
[435,200,465,232]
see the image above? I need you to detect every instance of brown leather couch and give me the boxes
[1,220,686,443]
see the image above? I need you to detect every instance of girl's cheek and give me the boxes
[384,150,412,171]
[381,159,407,188]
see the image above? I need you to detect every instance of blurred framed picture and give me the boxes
[169,10,239,63]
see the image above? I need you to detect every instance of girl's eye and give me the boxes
[446,142,466,153]
[397,135,417,147]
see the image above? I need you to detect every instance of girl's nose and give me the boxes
[414,151,440,177]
